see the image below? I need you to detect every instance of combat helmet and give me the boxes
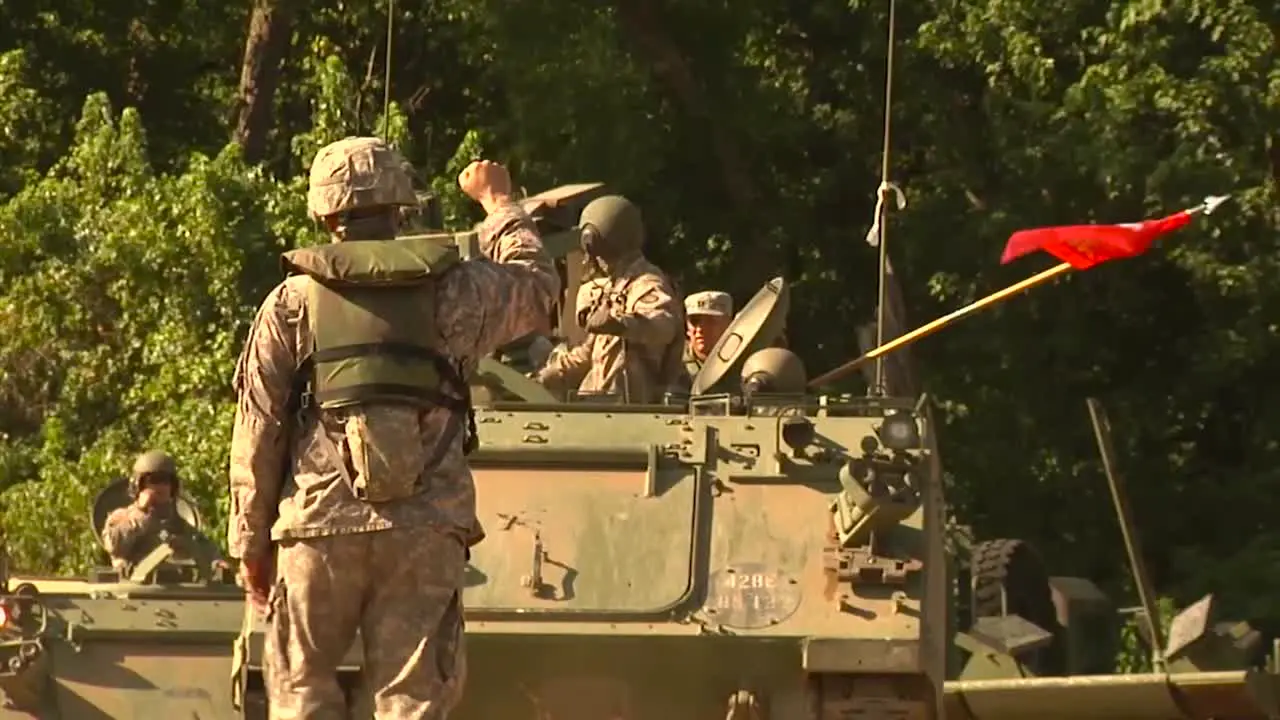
[129,450,179,498]
[740,348,807,394]
[307,136,418,220]
[579,195,645,263]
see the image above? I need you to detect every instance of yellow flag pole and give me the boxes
[807,262,1072,388]
[807,194,1230,389]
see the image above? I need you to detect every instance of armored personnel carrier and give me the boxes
[1,185,1278,718]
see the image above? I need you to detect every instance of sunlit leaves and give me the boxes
[1,0,1280,639]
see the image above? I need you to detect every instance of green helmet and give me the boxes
[129,450,179,497]
[740,348,807,394]
[579,195,644,263]
[306,136,418,220]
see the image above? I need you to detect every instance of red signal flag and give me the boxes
[999,196,1228,270]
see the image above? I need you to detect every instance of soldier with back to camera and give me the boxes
[534,195,683,403]
[101,450,225,573]
[228,136,558,718]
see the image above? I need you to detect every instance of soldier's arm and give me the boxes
[616,275,681,346]
[228,284,297,562]
[535,338,592,387]
[460,201,560,357]
[101,506,157,562]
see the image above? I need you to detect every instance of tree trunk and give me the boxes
[612,0,772,294]
[232,0,294,165]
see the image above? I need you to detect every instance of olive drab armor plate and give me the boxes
[690,276,790,395]
[281,236,464,411]
[519,183,608,229]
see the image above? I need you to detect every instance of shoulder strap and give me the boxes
[282,236,461,287]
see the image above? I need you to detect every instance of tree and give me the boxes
[232,0,295,163]
[2,0,1280,635]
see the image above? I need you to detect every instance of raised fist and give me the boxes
[138,486,160,510]
[457,160,513,210]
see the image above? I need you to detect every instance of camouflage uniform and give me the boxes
[102,504,223,570]
[534,196,682,403]
[675,290,733,392]
[102,450,223,572]
[229,137,558,718]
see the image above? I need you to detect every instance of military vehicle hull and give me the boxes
[232,402,949,719]
[7,406,1277,719]
[4,395,951,719]
[5,581,1278,720]
[0,581,243,719]
[3,271,1277,719]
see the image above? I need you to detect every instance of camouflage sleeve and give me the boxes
[535,339,592,388]
[618,273,681,346]
[102,506,157,561]
[444,200,561,360]
[228,283,298,561]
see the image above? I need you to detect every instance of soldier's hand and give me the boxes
[584,303,626,336]
[137,487,158,510]
[239,555,275,613]
[457,160,512,211]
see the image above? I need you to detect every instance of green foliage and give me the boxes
[1,0,1279,643]
[0,93,291,572]
[0,51,451,572]
[430,129,491,231]
[1115,597,1177,674]
[0,51,57,197]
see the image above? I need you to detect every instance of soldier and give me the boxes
[101,450,225,573]
[534,195,682,403]
[526,280,607,394]
[679,290,734,386]
[228,136,558,719]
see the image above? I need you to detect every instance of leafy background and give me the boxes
[1,0,1278,664]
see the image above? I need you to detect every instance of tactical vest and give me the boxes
[281,236,476,452]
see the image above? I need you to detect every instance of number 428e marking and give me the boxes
[728,573,777,589]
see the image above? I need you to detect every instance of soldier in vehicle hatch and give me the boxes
[533,195,683,403]
[101,450,225,573]
[228,136,558,718]
[676,290,734,389]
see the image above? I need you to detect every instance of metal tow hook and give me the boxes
[520,530,545,596]
[725,689,762,720]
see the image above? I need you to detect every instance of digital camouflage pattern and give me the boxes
[305,136,417,219]
[534,256,681,403]
[230,169,557,715]
[265,525,466,718]
[101,501,223,570]
[228,201,556,557]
